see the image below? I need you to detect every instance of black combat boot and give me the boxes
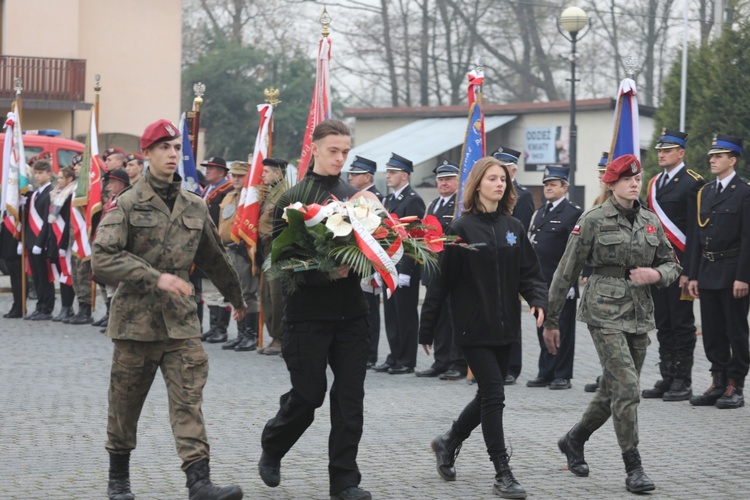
[491,454,526,499]
[206,308,231,343]
[66,302,93,324]
[235,313,258,351]
[584,375,600,393]
[52,306,74,322]
[92,298,110,327]
[222,319,245,350]
[663,353,693,401]
[689,371,726,406]
[258,450,281,487]
[642,355,672,398]
[201,306,221,341]
[430,426,465,481]
[557,422,593,477]
[185,458,243,500]
[622,449,655,493]
[107,453,134,500]
[715,378,745,409]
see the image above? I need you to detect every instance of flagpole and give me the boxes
[192,83,205,160]
[13,77,28,317]
[90,75,101,312]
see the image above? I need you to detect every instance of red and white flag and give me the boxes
[72,111,104,259]
[231,103,273,266]
[297,36,332,180]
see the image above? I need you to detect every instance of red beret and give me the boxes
[126,153,144,162]
[102,147,126,160]
[140,119,181,150]
[601,154,641,183]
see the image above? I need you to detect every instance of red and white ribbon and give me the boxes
[346,204,401,297]
[647,175,685,252]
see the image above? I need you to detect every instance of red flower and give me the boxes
[372,226,389,239]
[384,214,408,238]
[422,215,445,252]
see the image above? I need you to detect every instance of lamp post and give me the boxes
[558,6,590,206]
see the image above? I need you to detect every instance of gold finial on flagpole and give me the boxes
[193,82,206,112]
[623,56,638,79]
[320,7,332,37]
[264,88,281,107]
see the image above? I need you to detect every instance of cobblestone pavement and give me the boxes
[0,288,748,499]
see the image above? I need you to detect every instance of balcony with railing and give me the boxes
[0,55,89,110]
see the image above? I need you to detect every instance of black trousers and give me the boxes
[430,298,466,372]
[652,281,696,358]
[29,254,55,313]
[535,297,576,380]
[261,316,369,495]
[365,291,380,364]
[508,299,523,378]
[383,282,419,368]
[5,256,23,313]
[698,288,750,381]
[451,345,512,459]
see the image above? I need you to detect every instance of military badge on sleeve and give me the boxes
[571,224,581,236]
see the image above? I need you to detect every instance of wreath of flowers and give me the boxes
[269,196,458,295]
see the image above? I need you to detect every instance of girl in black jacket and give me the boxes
[419,156,548,499]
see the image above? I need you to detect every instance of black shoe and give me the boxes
[206,331,228,343]
[492,454,527,499]
[416,367,445,378]
[258,451,281,487]
[558,423,592,477]
[641,379,670,399]
[584,376,600,393]
[549,378,572,390]
[623,449,655,493]
[662,379,692,401]
[372,362,393,373]
[32,312,53,321]
[388,365,414,375]
[108,453,134,500]
[439,369,466,381]
[431,428,463,481]
[526,377,551,388]
[66,304,94,324]
[222,336,243,350]
[185,458,243,500]
[3,309,22,319]
[107,478,134,500]
[24,310,41,320]
[52,306,74,322]
[690,372,726,406]
[330,486,372,500]
[235,335,258,351]
[504,374,517,386]
[715,380,745,409]
[365,361,375,369]
[92,313,109,327]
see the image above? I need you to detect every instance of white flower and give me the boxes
[325,213,353,237]
[351,205,382,233]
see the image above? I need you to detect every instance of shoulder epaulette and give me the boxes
[686,169,704,182]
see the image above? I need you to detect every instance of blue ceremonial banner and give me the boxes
[609,78,640,163]
[456,102,484,217]
[178,113,201,194]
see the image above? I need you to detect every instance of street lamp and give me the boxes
[558,6,591,206]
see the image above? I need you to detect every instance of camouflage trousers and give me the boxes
[105,338,210,470]
[260,271,284,340]
[70,254,91,306]
[580,326,649,453]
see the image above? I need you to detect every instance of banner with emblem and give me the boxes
[608,78,640,162]
[71,111,104,259]
[456,67,486,216]
[231,103,273,266]
[1,107,30,238]
[178,112,201,194]
[297,27,332,180]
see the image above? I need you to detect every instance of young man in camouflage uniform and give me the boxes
[92,119,246,500]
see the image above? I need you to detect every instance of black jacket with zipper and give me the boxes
[419,210,547,347]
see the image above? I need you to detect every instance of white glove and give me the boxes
[373,273,383,289]
[566,287,576,300]
[32,245,42,255]
[16,242,23,255]
[398,273,411,288]
[59,249,67,258]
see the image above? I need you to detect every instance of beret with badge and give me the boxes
[140,119,181,150]
[602,154,641,183]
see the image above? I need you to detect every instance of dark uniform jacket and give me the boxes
[647,165,704,277]
[690,175,750,289]
[92,171,243,341]
[384,184,426,277]
[419,210,548,347]
[422,192,456,286]
[203,178,234,227]
[512,179,535,231]
[272,172,368,323]
[25,184,51,250]
[366,184,383,201]
[529,198,583,291]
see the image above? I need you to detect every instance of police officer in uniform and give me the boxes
[347,155,384,368]
[527,166,582,390]
[373,153,426,375]
[492,146,534,385]
[641,129,704,401]
[544,154,680,494]
[417,161,467,380]
[92,119,246,500]
[688,134,750,410]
